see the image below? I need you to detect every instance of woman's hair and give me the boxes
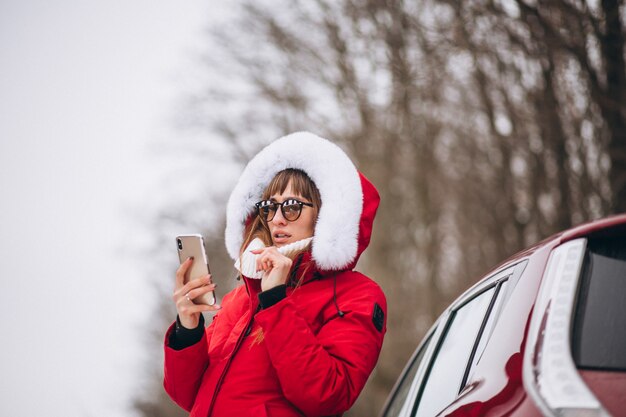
[239,168,322,255]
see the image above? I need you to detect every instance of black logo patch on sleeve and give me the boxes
[372,303,384,333]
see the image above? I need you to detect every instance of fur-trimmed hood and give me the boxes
[225,131,380,272]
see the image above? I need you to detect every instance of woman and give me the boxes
[164,132,387,417]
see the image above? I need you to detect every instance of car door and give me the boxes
[381,262,525,417]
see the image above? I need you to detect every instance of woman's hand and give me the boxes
[251,247,293,292]
[173,257,221,329]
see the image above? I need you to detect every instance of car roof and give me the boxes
[559,213,626,242]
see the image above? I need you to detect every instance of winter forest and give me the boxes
[136,1,626,416]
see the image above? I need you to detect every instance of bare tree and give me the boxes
[135,0,622,415]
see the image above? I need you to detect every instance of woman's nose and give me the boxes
[272,208,288,225]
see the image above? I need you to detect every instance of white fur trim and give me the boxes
[225,132,363,270]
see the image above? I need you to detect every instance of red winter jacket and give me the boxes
[164,132,387,417]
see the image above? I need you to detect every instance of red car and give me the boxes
[380,214,626,417]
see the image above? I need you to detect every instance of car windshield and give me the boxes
[572,236,626,371]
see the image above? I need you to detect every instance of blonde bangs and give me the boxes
[262,169,321,208]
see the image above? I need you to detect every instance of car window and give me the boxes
[572,236,626,371]
[415,286,497,417]
[463,279,509,386]
[382,334,433,417]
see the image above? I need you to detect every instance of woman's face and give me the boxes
[268,181,316,247]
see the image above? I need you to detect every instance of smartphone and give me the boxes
[176,234,216,305]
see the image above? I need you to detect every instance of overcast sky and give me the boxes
[0,1,221,415]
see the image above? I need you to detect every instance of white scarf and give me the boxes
[234,237,313,279]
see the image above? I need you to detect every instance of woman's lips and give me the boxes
[273,232,291,245]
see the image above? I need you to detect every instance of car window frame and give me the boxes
[379,312,453,417]
[465,259,527,381]
[379,331,435,417]
[408,260,527,417]
[411,283,500,417]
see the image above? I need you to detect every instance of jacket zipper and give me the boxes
[206,304,259,416]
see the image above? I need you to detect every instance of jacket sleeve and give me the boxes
[163,285,245,411]
[254,281,387,416]
[162,313,217,412]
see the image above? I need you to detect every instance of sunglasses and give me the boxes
[255,198,314,222]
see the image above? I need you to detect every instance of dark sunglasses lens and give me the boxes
[282,200,302,221]
[257,202,277,221]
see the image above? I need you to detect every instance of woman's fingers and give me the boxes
[254,247,286,272]
[180,303,220,316]
[185,283,217,300]
[199,303,221,312]
[172,274,216,315]
[173,266,220,329]
[259,251,293,291]
[178,303,221,328]
[175,257,194,289]
[256,249,292,272]
[254,248,268,271]
[175,280,220,324]
[255,254,265,272]
[178,274,212,296]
